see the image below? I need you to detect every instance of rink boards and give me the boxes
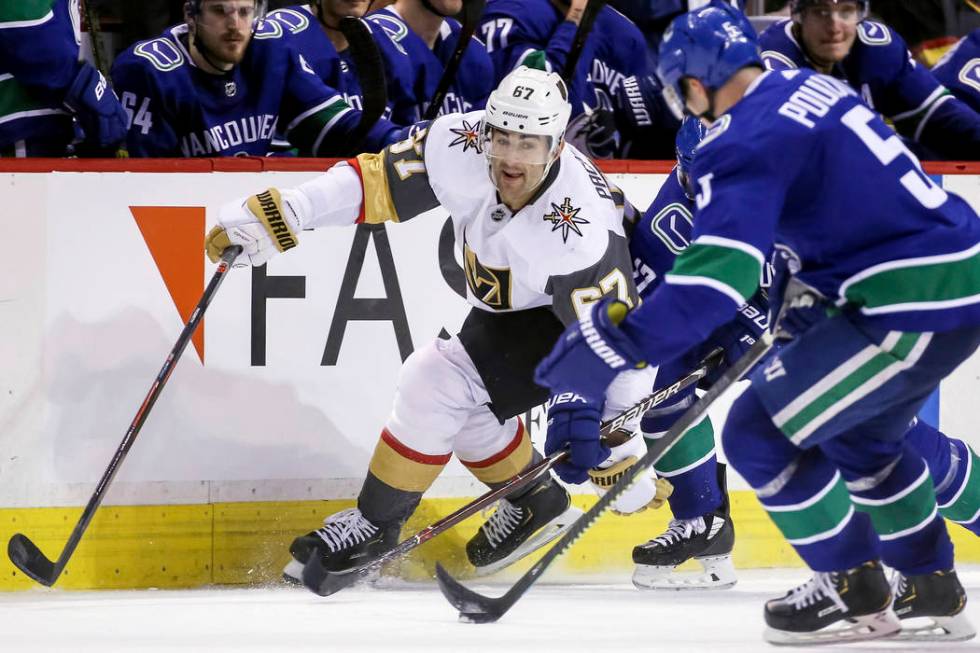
[0,160,978,590]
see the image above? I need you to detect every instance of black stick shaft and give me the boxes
[423,0,486,120]
[8,246,242,586]
[307,349,722,595]
[561,0,606,85]
[435,334,775,621]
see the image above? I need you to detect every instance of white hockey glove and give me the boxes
[589,430,673,515]
[206,188,305,266]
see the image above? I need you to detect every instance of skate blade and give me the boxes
[764,608,901,646]
[471,505,584,577]
[893,613,976,642]
[632,554,737,591]
[282,558,304,585]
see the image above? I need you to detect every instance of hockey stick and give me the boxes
[422,0,487,120]
[560,0,606,85]
[435,332,778,623]
[7,246,243,587]
[301,346,723,596]
[338,16,388,153]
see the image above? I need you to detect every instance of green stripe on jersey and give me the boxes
[650,417,715,476]
[941,448,980,523]
[0,0,55,24]
[287,97,353,156]
[841,245,980,315]
[852,470,937,538]
[0,76,49,121]
[764,474,853,543]
[668,241,761,304]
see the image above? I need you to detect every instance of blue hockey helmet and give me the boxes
[675,116,706,199]
[656,3,762,120]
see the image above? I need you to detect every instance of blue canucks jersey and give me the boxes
[760,19,980,160]
[368,6,494,116]
[267,6,422,126]
[932,29,980,115]
[478,0,647,116]
[111,21,396,157]
[0,0,81,154]
[621,69,980,366]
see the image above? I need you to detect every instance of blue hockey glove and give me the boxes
[544,392,609,485]
[534,298,647,403]
[64,63,128,149]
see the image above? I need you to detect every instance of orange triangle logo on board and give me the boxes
[130,206,207,363]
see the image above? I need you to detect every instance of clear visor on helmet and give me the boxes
[481,124,558,166]
[662,83,686,122]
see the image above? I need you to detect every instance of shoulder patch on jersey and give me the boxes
[253,18,284,40]
[134,38,185,72]
[700,114,731,147]
[448,119,482,152]
[367,13,410,44]
[267,8,310,34]
[960,57,980,95]
[857,21,892,47]
[544,197,589,243]
[762,50,798,71]
[650,202,694,255]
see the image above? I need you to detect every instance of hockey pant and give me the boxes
[722,314,980,573]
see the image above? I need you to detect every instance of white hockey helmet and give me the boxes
[481,66,572,186]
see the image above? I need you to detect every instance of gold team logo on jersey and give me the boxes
[464,240,512,310]
[448,119,482,153]
[544,197,589,243]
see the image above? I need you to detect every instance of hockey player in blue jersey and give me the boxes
[0,0,127,157]
[367,0,494,116]
[266,1,423,126]
[478,0,649,157]
[111,0,402,157]
[759,0,980,160]
[932,29,980,114]
[535,4,980,644]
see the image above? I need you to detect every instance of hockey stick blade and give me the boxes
[8,533,58,587]
[7,246,242,587]
[435,335,776,622]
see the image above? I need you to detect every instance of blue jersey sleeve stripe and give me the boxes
[285,95,345,133]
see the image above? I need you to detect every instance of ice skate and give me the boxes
[282,508,398,585]
[763,560,901,645]
[466,479,582,576]
[631,508,736,590]
[891,568,976,642]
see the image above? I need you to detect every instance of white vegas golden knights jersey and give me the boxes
[349,110,640,325]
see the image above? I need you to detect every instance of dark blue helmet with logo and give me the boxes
[675,116,706,199]
[656,3,762,120]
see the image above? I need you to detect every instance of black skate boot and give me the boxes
[892,568,976,641]
[282,508,399,586]
[763,560,901,645]
[632,463,736,590]
[466,478,582,576]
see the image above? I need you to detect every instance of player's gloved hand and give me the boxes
[545,392,608,484]
[566,108,619,159]
[768,250,830,339]
[206,188,305,266]
[63,63,128,150]
[534,297,647,402]
[588,431,674,514]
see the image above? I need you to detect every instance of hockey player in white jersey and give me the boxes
[205,65,666,590]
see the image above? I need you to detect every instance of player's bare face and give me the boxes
[195,0,255,66]
[321,0,370,20]
[798,2,860,70]
[487,129,553,209]
[427,0,463,15]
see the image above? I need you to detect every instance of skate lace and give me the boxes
[314,508,379,553]
[787,572,847,612]
[890,572,908,598]
[481,500,523,549]
[650,517,706,547]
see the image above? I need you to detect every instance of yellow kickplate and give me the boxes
[3,491,979,590]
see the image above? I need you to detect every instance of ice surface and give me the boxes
[1,569,979,652]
